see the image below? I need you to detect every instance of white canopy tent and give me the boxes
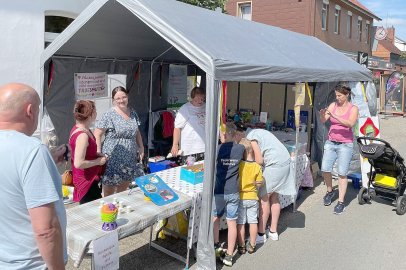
[40,0,371,268]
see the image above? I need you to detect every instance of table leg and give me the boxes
[149,225,153,249]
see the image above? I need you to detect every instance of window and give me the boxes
[365,21,370,44]
[322,3,329,30]
[334,6,341,34]
[347,12,352,38]
[357,17,362,42]
[238,2,252,20]
[44,13,75,48]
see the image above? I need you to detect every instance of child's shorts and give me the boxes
[237,199,258,224]
[213,193,239,220]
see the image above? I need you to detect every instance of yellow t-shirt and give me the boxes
[239,160,263,200]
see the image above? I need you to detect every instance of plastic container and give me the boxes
[149,160,173,173]
[348,173,362,189]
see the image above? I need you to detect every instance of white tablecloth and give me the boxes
[66,188,192,267]
[156,154,312,242]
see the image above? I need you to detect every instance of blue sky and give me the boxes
[362,0,406,40]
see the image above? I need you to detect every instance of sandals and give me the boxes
[246,241,256,254]
[237,244,246,254]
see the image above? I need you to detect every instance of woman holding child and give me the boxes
[235,123,296,243]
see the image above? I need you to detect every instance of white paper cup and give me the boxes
[126,206,131,213]
[119,202,124,208]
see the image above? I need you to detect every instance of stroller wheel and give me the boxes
[396,196,406,215]
[358,187,370,205]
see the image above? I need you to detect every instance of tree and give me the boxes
[401,51,406,61]
[178,0,226,11]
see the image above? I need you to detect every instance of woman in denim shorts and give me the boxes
[320,84,359,215]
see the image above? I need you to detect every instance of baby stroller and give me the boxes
[357,137,406,215]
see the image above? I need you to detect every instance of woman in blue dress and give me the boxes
[94,86,144,197]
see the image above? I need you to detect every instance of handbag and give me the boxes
[61,161,74,186]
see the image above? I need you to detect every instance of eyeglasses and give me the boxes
[114,96,128,102]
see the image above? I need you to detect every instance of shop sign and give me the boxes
[358,51,369,68]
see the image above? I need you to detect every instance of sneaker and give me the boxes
[323,190,335,206]
[237,244,246,254]
[333,201,346,215]
[221,253,233,267]
[246,241,256,254]
[255,234,267,245]
[267,231,279,241]
[214,243,225,258]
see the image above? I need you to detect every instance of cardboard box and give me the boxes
[180,164,204,185]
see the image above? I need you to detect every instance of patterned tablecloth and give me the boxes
[66,188,192,267]
[155,153,312,246]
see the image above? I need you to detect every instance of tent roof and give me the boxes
[41,0,371,83]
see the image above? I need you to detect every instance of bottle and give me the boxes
[46,128,58,151]
[186,156,196,166]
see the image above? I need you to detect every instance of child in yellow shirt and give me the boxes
[237,138,263,254]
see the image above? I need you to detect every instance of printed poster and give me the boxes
[74,72,107,99]
[358,116,380,187]
[168,65,187,107]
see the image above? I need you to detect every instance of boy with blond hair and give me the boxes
[237,138,263,254]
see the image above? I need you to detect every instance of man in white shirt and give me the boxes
[171,87,206,156]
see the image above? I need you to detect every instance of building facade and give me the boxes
[225,0,380,62]
[0,0,93,93]
[373,27,406,72]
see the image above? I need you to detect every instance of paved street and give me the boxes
[227,114,406,270]
[66,115,406,270]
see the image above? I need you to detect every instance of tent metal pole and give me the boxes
[148,46,173,158]
[259,82,263,113]
[237,82,241,111]
[197,76,219,269]
[283,84,288,124]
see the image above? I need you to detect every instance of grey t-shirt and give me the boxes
[246,128,290,166]
[0,131,67,269]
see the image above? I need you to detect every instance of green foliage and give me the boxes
[401,52,406,61]
[177,0,226,11]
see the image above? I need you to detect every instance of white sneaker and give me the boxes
[255,234,267,245]
[267,231,279,241]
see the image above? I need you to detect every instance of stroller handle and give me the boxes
[357,137,393,148]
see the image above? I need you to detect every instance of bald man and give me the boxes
[0,83,67,269]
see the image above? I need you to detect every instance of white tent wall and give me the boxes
[39,0,374,269]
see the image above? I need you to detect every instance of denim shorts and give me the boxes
[237,200,259,225]
[213,193,240,220]
[321,140,354,176]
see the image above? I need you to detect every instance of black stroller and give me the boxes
[357,137,406,215]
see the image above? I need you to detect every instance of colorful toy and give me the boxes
[100,203,118,231]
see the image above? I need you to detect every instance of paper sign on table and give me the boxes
[135,174,179,206]
[93,230,119,270]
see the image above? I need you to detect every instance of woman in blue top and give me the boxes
[94,86,144,197]
[236,124,295,243]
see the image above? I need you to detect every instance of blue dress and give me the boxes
[96,108,144,186]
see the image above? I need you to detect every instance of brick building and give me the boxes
[225,0,381,65]
[373,27,406,72]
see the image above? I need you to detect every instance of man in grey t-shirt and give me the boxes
[0,83,67,269]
